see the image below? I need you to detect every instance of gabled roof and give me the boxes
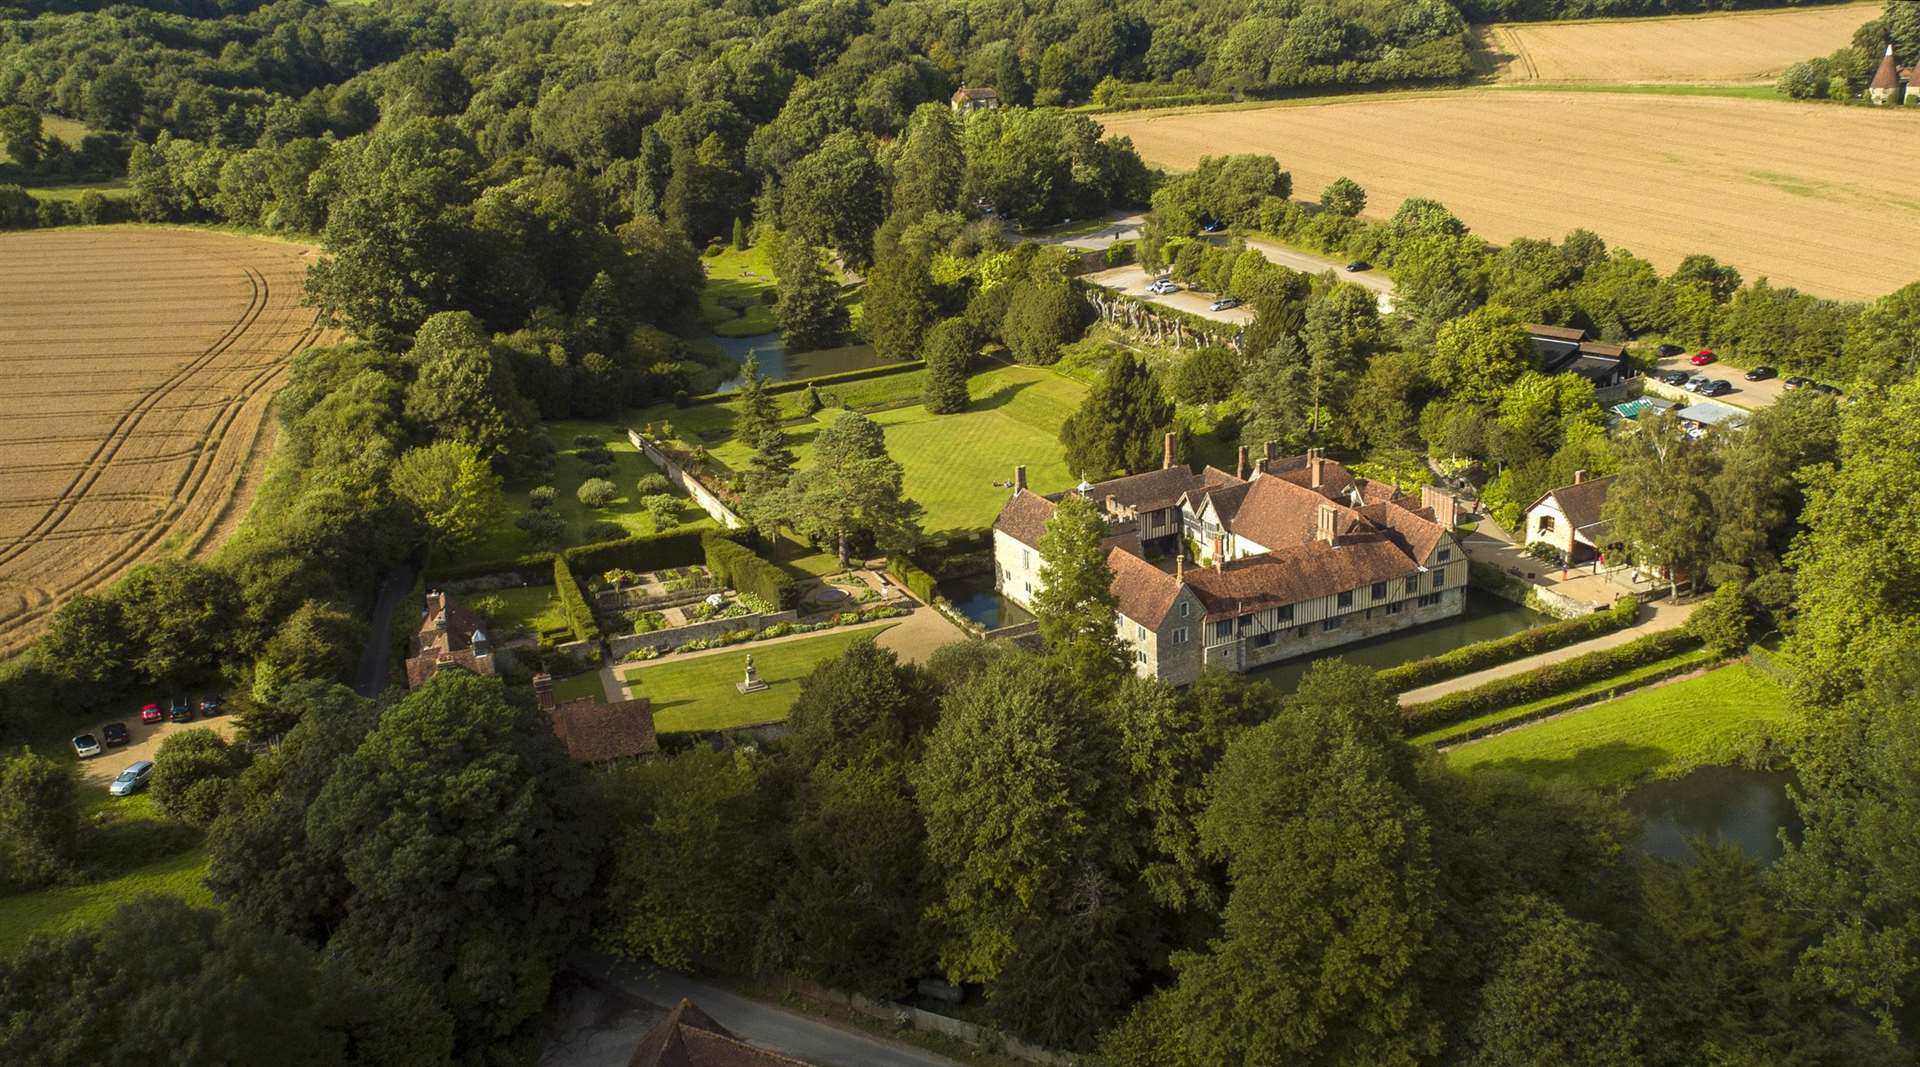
[1525,323,1587,343]
[1107,548,1185,629]
[951,85,1000,102]
[1255,453,1359,502]
[1086,465,1209,514]
[1183,534,1423,621]
[1217,476,1364,551]
[549,697,657,763]
[629,998,815,1067]
[992,488,1057,549]
[1525,476,1615,537]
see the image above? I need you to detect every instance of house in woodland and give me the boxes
[404,590,497,688]
[1523,471,1615,565]
[1523,324,1630,388]
[950,85,1000,113]
[992,436,1467,686]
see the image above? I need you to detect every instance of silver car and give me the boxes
[109,760,154,797]
[72,733,101,759]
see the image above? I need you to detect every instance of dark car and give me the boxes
[1657,343,1684,357]
[198,696,222,718]
[1813,382,1843,396]
[168,698,194,724]
[139,702,163,724]
[1199,220,1225,234]
[1744,366,1776,382]
[1659,369,1691,386]
[102,722,130,747]
[1700,380,1734,397]
[1784,375,1812,390]
[1345,260,1371,272]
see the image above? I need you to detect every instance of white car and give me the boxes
[1146,278,1178,295]
[72,733,101,759]
[109,761,155,797]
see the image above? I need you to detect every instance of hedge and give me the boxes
[1402,629,1700,736]
[552,555,601,645]
[1377,596,1640,693]
[886,555,937,604]
[423,526,708,585]
[703,532,797,609]
[685,360,926,407]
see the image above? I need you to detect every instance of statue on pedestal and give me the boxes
[736,653,769,694]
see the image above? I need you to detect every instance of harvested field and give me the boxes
[1101,91,1920,301]
[0,227,329,655]
[1481,2,1876,84]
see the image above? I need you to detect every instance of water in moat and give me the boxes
[1624,766,1800,866]
[1248,588,1550,693]
[939,573,1034,630]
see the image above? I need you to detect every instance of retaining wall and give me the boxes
[607,609,801,659]
[629,429,745,529]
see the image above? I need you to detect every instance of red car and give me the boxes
[139,703,163,725]
[1689,350,1716,366]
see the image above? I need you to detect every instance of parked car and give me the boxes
[1700,380,1734,397]
[1209,296,1243,312]
[198,696,222,718]
[1690,350,1717,366]
[1685,375,1711,392]
[1199,220,1225,234]
[1146,278,1178,295]
[140,702,163,724]
[1784,375,1812,390]
[102,722,130,747]
[1659,369,1691,386]
[1744,366,1776,381]
[109,761,155,797]
[1813,382,1844,396]
[1657,343,1685,357]
[1345,260,1371,272]
[72,733,101,759]
[168,698,194,724]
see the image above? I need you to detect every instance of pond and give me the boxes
[938,572,1034,630]
[710,334,885,392]
[1624,766,1801,866]
[1247,588,1550,694]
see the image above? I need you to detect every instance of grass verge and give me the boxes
[1444,661,1793,788]
[701,244,779,336]
[1414,647,1716,746]
[622,624,897,733]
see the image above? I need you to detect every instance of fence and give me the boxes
[629,429,745,529]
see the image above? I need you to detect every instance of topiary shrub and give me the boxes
[572,434,601,449]
[528,485,557,510]
[635,473,672,496]
[581,520,627,543]
[577,479,617,508]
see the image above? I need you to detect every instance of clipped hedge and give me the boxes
[703,532,797,609]
[1402,629,1699,736]
[686,360,926,407]
[1377,597,1640,693]
[887,555,937,604]
[552,555,601,644]
[564,526,706,575]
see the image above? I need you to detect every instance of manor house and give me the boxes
[992,437,1467,686]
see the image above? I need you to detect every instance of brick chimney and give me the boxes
[1163,431,1179,470]
[1573,469,1588,485]
[1212,535,1226,569]
[1421,485,1458,529]
[1175,550,1185,582]
[532,672,556,711]
[1316,503,1338,545]
[1310,451,1325,490]
[1014,465,1026,492]
[1264,441,1277,464]
[1234,445,1248,481]
[1104,494,1118,518]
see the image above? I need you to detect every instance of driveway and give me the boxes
[1649,356,1786,410]
[77,712,240,786]
[355,561,416,697]
[1082,265,1256,326]
[1243,237,1394,311]
[545,957,963,1067]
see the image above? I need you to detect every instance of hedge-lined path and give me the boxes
[1430,659,1720,753]
[1398,599,1696,707]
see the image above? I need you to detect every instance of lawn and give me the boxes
[701,244,779,337]
[1413,647,1718,746]
[1445,663,1795,788]
[23,180,130,203]
[441,417,716,568]
[553,668,609,703]
[0,792,210,955]
[0,116,93,166]
[621,625,897,732]
[476,584,570,642]
[640,362,1087,535]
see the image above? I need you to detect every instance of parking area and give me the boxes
[74,708,239,786]
[1081,265,1257,326]
[1650,355,1790,410]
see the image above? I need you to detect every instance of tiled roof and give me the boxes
[404,648,496,689]
[1256,453,1359,501]
[1370,499,1448,563]
[1527,475,1615,536]
[1184,533,1422,620]
[1107,548,1184,629]
[629,999,815,1067]
[952,85,1000,101]
[549,697,658,763]
[992,488,1057,548]
[404,592,497,688]
[1085,465,1208,513]
[1525,323,1587,343]
[1873,47,1901,91]
[1218,476,1364,550]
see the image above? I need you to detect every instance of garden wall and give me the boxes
[630,429,745,529]
[607,609,801,659]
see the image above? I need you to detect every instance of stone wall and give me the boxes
[592,584,713,615]
[629,429,745,529]
[1205,586,1467,674]
[607,608,801,659]
[1526,584,1603,619]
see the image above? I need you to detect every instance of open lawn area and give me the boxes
[23,180,130,203]
[439,417,715,569]
[1413,647,1719,747]
[475,584,570,642]
[553,668,610,703]
[701,244,779,337]
[1446,662,1794,788]
[639,362,1086,535]
[0,792,209,955]
[621,625,896,732]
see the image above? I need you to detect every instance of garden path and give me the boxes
[1398,599,1696,707]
